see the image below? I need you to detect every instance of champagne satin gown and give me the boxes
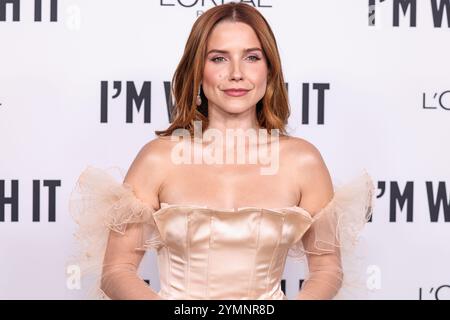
[68,166,375,300]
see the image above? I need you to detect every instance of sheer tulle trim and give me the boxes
[288,169,375,259]
[67,165,375,300]
[67,165,162,299]
[288,169,376,300]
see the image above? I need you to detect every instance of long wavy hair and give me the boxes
[155,2,290,137]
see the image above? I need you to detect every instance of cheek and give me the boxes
[248,63,268,81]
[253,69,268,89]
[203,65,224,85]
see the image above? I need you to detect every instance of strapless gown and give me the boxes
[68,166,375,300]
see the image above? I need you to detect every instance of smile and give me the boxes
[223,89,249,97]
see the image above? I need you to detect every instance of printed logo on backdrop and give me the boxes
[0,0,80,30]
[376,180,450,222]
[99,81,330,125]
[100,81,154,123]
[423,90,450,110]
[0,179,61,222]
[368,0,450,28]
[300,83,330,125]
[419,284,450,300]
[0,0,57,22]
[160,0,272,8]
[160,0,272,16]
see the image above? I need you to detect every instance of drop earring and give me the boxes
[196,82,202,107]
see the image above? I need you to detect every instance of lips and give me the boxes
[223,89,249,97]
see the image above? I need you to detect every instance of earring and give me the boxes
[196,82,202,107]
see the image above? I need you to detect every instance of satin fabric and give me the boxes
[152,203,313,299]
[69,166,375,300]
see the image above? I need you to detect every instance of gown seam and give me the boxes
[206,214,213,299]
[247,210,263,299]
[265,213,284,296]
[186,210,191,297]
[166,237,172,298]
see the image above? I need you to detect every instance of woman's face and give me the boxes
[202,21,269,115]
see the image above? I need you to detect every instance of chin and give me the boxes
[217,100,255,111]
[222,105,254,114]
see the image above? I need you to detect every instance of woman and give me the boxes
[69,3,375,300]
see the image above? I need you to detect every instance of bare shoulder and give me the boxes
[123,136,174,210]
[281,135,324,165]
[133,135,175,165]
[282,135,334,215]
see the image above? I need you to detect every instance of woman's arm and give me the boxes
[295,251,343,300]
[292,140,343,300]
[101,223,162,299]
[100,139,167,300]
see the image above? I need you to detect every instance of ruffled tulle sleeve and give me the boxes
[289,169,376,300]
[67,165,163,299]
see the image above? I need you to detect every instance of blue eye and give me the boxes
[247,55,261,62]
[211,56,226,63]
[210,55,261,63]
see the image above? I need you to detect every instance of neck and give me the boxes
[205,104,261,135]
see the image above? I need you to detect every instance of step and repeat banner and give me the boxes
[0,0,449,299]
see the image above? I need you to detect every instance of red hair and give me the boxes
[156,2,290,137]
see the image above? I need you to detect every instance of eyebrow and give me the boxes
[206,47,263,55]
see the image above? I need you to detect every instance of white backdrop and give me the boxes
[0,0,449,300]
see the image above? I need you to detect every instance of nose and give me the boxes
[229,59,243,81]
